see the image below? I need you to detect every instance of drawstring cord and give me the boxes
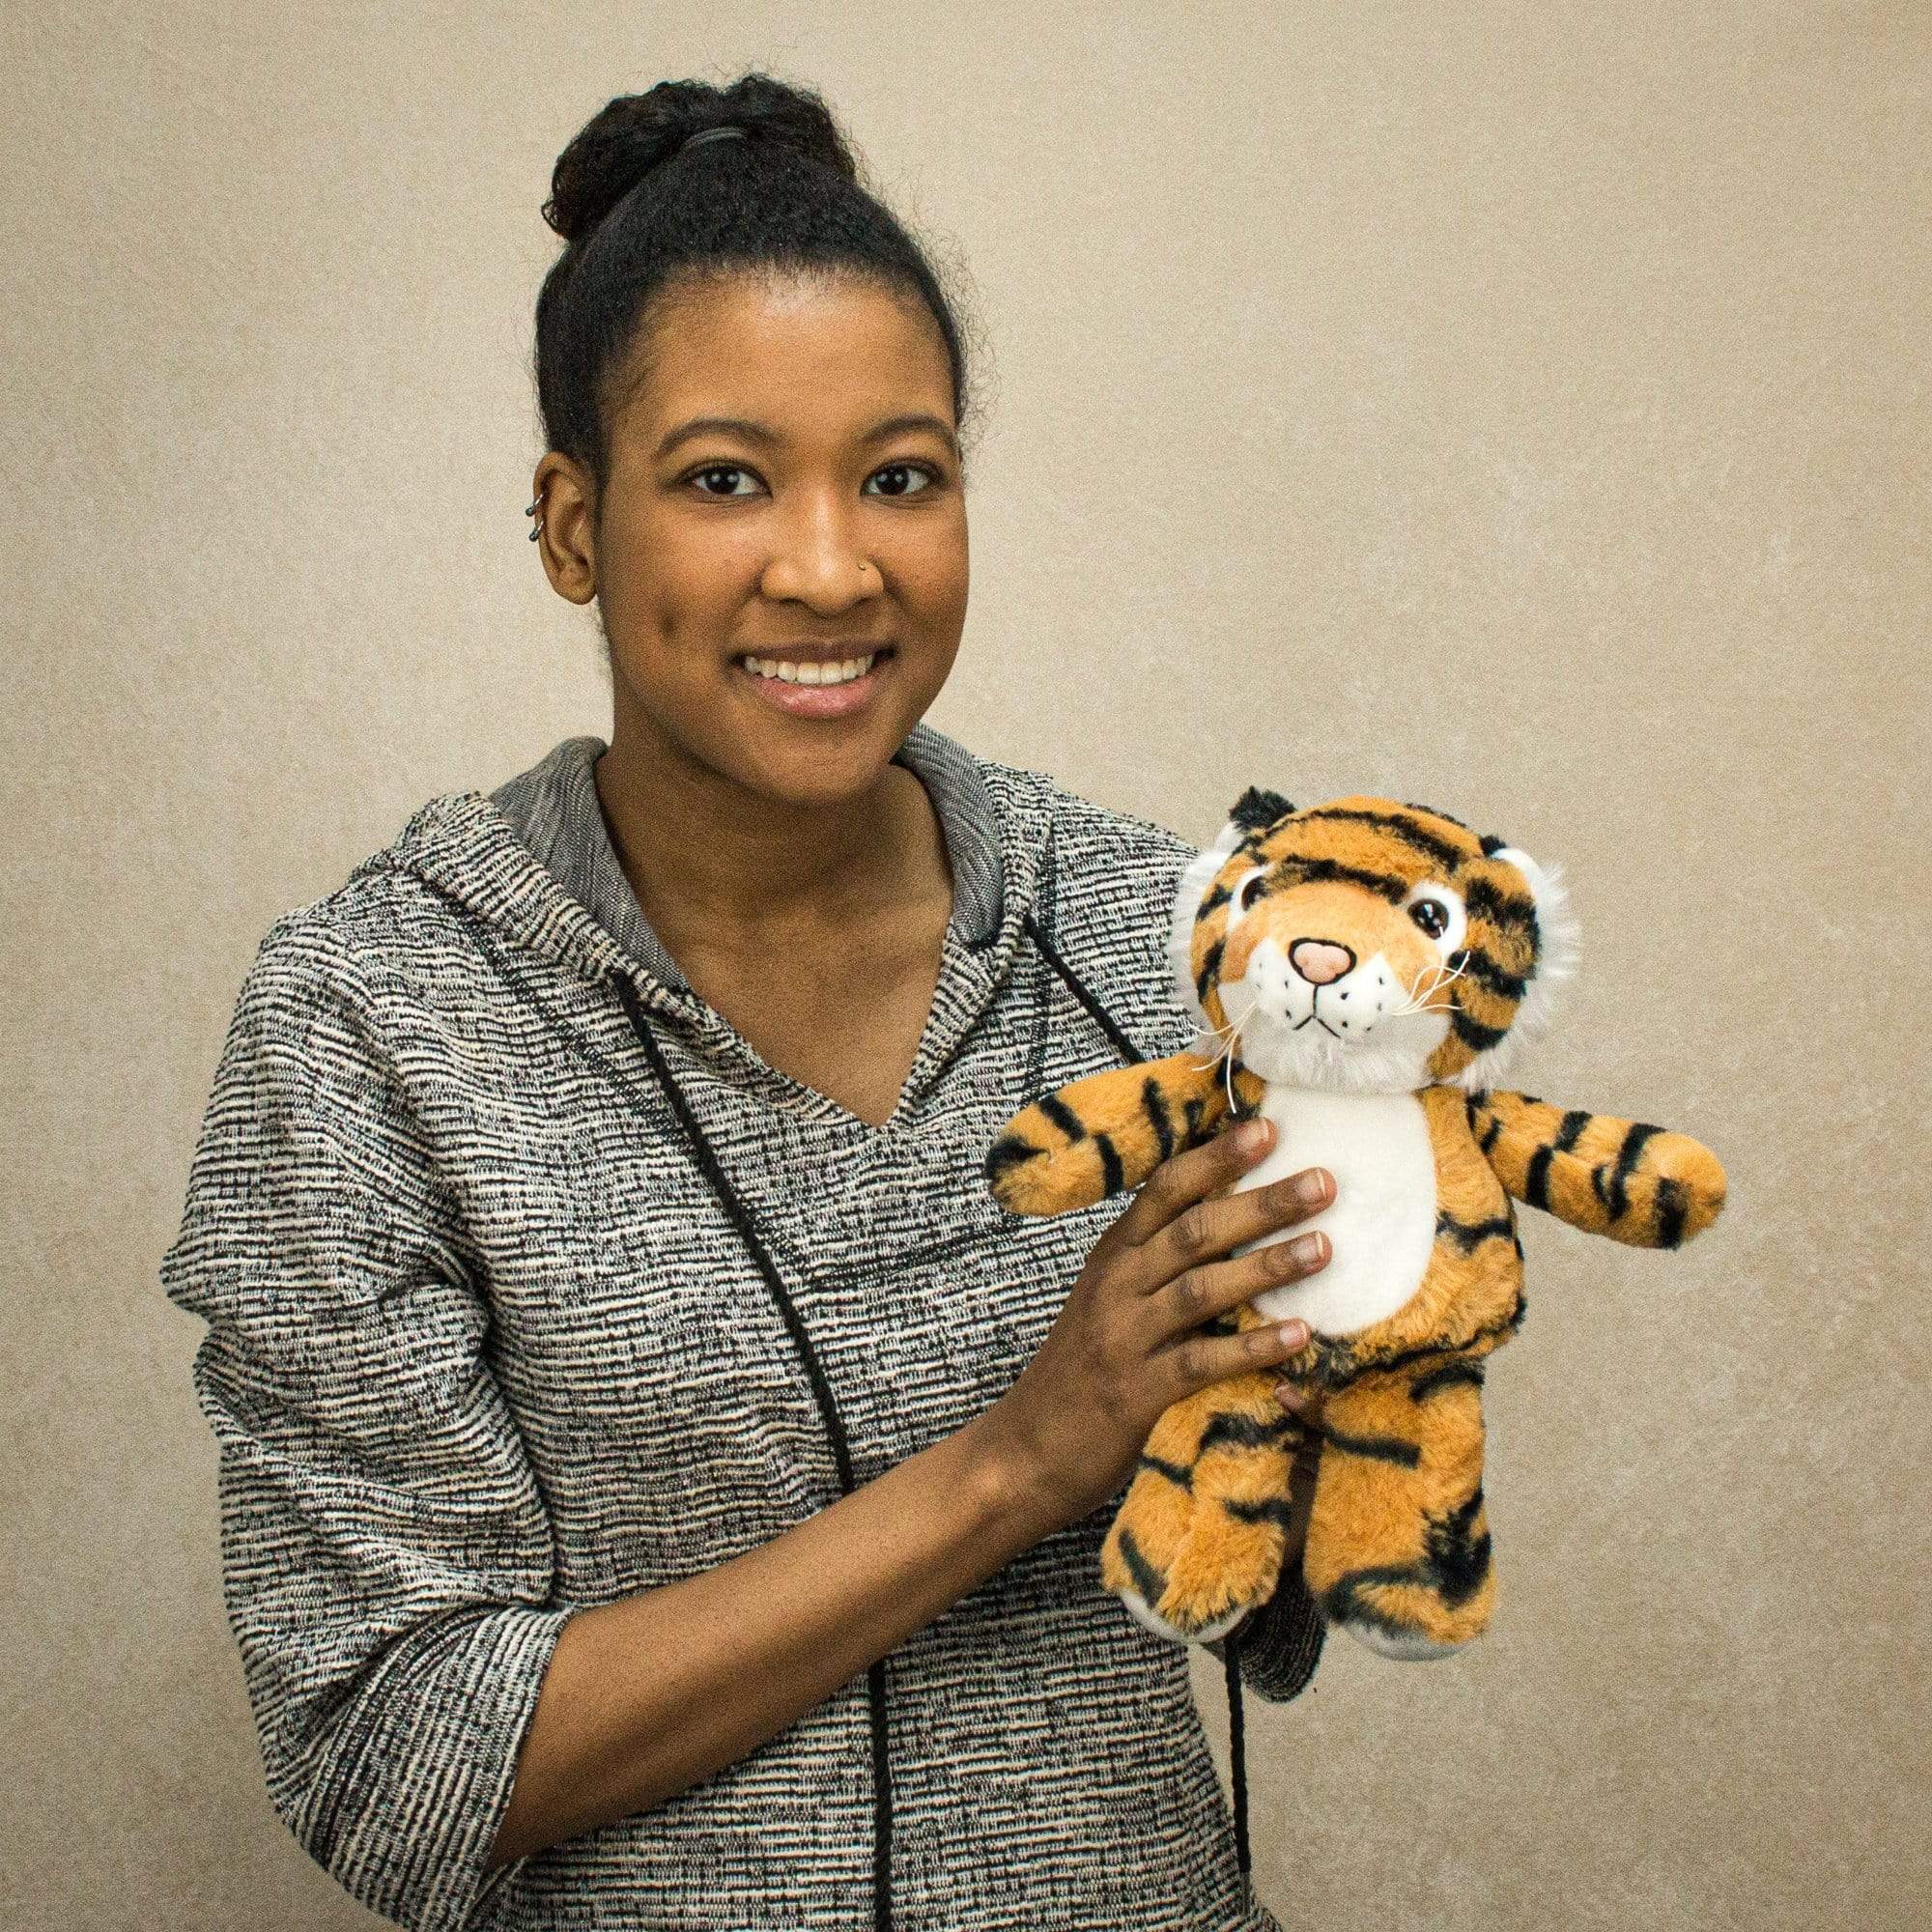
[612,975,895,1930]
[611,909,1256,1927]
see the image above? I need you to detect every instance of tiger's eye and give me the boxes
[1237,871,1267,911]
[1409,898,1449,938]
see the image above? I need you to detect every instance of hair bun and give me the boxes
[543,72,859,244]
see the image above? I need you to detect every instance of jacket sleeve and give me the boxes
[159,918,576,1932]
[1205,1562,1326,1703]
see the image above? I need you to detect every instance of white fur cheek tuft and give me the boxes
[1449,846,1583,1091]
[1168,821,1246,1030]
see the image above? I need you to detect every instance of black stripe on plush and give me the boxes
[1142,1077,1175,1161]
[1409,1357,1486,1402]
[1463,875,1537,932]
[1293,806,1471,872]
[1116,1524,1168,1607]
[1038,1094,1086,1145]
[1455,946,1528,1000]
[1195,936,1224,1006]
[1655,1176,1688,1248]
[1321,1426,1423,1468]
[1201,1409,1301,1453]
[1137,1453,1194,1491]
[1452,1009,1508,1052]
[1096,1132,1124,1195]
[984,1137,1042,1186]
[1607,1121,1662,1219]
[1435,1212,1518,1251]
[1524,1145,1554,1210]
[1426,1488,1492,1605]
[1321,1568,1424,1639]
[1223,1494,1297,1529]
[1277,855,1408,903]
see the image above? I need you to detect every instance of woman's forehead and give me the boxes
[619,269,954,440]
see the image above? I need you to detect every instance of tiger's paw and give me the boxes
[1120,1579,1250,1646]
[1099,1444,1291,1645]
[1345,1625,1463,1661]
[1322,1577,1486,1661]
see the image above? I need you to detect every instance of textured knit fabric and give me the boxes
[159,722,1323,1932]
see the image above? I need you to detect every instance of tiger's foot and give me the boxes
[1099,1377,1297,1645]
[1302,1364,1498,1661]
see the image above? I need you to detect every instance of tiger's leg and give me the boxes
[1100,1307,1303,1642]
[1301,1352,1496,1660]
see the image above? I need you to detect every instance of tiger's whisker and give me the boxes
[1217,997,1262,1115]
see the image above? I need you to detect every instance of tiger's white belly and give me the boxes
[1235,1087,1438,1337]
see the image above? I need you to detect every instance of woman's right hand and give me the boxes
[984,1116,1335,1531]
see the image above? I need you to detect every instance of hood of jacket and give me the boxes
[335,721,1067,1121]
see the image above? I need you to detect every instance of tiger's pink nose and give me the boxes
[1290,939,1356,985]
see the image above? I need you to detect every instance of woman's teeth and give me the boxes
[741,653,877,686]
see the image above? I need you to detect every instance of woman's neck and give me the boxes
[592,724,951,960]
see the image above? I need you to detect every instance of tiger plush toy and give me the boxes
[986,789,1726,1661]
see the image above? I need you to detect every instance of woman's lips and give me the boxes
[732,648,894,720]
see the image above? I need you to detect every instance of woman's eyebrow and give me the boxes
[654,412,958,461]
[654,415,774,459]
[860,412,959,456]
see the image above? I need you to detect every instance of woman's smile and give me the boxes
[732,643,897,717]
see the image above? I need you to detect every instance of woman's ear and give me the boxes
[531,451,599,606]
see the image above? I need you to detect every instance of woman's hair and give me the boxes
[534,72,980,513]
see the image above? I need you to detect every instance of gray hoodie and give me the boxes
[159,724,1321,1932]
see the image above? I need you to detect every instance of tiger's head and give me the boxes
[1172,789,1581,1096]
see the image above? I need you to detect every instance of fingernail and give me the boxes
[1289,1232,1326,1267]
[1276,1319,1309,1348]
[1236,1119,1272,1155]
[1294,1169,1330,1206]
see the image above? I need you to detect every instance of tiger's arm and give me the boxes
[987,1051,1232,1215]
[1465,1090,1726,1248]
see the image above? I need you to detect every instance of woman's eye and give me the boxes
[865,462,936,498]
[1409,898,1450,939]
[690,465,760,497]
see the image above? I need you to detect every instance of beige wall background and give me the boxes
[4,3,1925,1927]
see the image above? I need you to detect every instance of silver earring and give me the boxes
[526,497,543,542]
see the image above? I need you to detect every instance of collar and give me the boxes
[486,722,1006,989]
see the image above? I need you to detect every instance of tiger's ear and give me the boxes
[1167,819,1247,1031]
[1229,786,1293,835]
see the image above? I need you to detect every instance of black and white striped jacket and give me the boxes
[159,725,1321,1932]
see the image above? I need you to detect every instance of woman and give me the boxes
[160,72,1338,1932]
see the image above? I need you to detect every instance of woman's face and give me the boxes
[537,269,969,810]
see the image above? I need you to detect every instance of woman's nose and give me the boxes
[759,499,876,610]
